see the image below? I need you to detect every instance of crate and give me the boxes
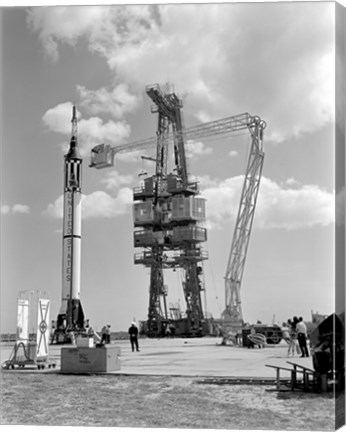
[61,346,121,374]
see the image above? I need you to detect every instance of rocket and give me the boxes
[57,105,85,332]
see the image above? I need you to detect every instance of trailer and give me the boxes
[1,291,55,370]
[2,340,56,370]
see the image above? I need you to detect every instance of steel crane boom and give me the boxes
[90,110,266,332]
[221,116,266,336]
[89,113,253,169]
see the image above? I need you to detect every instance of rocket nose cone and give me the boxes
[66,136,82,160]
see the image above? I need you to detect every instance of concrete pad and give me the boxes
[1,337,313,379]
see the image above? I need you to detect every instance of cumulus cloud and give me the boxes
[29,3,334,144]
[1,204,30,215]
[100,170,134,190]
[186,140,213,157]
[228,150,238,158]
[198,175,223,189]
[12,204,31,214]
[201,176,334,230]
[27,6,158,63]
[42,102,131,157]
[1,205,10,215]
[82,189,132,218]
[77,83,140,118]
[27,6,106,62]
[44,168,133,219]
[79,116,131,151]
[285,178,300,187]
[256,178,334,229]
[43,172,335,229]
[43,195,64,219]
[42,102,73,135]
[43,188,132,220]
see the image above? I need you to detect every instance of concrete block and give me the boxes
[61,346,121,374]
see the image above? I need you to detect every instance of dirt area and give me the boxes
[0,338,340,430]
[1,372,336,429]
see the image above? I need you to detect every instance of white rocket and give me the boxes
[57,105,85,332]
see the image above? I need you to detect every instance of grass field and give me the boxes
[1,372,336,430]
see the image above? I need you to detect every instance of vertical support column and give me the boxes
[223,117,265,330]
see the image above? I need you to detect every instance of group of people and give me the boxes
[84,321,140,352]
[84,320,140,352]
[84,324,111,345]
[282,316,309,357]
[101,325,111,344]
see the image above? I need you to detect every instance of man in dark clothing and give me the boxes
[101,325,107,345]
[297,316,309,357]
[128,322,140,352]
[106,325,111,344]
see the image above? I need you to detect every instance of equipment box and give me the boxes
[172,226,207,243]
[76,337,94,348]
[61,346,121,374]
[133,201,154,225]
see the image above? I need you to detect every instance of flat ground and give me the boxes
[0,337,339,430]
[0,336,315,377]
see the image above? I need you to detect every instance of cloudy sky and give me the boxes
[1,2,342,333]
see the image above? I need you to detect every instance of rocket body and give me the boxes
[57,109,85,331]
[62,189,82,302]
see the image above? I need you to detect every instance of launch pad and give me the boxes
[1,337,309,379]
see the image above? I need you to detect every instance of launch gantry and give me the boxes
[90,85,266,337]
[132,84,208,337]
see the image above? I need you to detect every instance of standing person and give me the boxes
[128,321,140,352]
[106,325,111,344]
[86,326,101,345]
[165,324,171,338]
[292,316,301,355]
[247,326,256,349]
[281,322,291,345]
[297,316,309,357]
[287,319,298,356]
[101,325,107,345]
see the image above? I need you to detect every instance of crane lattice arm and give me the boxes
[222,117,265,331]
[89,113,255,169]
